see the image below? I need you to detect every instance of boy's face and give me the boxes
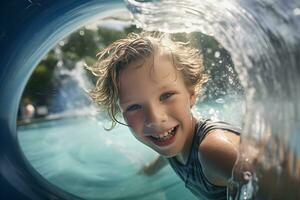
[119,53,196,158]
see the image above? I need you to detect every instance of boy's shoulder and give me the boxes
[196,118,241,138]
[196,119,241,186]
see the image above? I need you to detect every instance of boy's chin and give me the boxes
[159,153,176,158]
[153,148,179,158]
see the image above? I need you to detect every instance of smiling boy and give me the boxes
[88,32,241,200]
[119,53,197,162]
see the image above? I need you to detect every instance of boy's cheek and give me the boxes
[124,114,142,130]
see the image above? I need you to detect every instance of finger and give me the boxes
[294,152,300,179]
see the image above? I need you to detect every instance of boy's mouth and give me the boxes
[147,125,178,146]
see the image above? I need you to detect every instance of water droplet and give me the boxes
[79,30,85,36]
[59,41,65,46]
[215,98,225,104]
[293,8,300,16]
[214,51,221,58]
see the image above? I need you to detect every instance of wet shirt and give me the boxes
[167,119,241,200]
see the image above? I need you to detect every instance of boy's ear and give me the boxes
[189,87,197,107]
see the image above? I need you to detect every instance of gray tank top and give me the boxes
[167,119,241,200]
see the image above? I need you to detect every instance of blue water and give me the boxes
[18,97,244,200]
[18,117,195,200]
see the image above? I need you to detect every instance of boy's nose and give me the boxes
[144,104,167,128]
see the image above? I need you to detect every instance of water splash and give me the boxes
[126,0,300,198]
[49,46,97,117]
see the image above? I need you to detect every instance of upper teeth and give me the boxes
[152,127,175,139]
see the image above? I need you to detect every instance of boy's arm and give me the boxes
[138,155,167,175]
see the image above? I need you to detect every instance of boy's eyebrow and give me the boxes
[118,95,137,105]
[158,83,177,91]
[118,81,178,105]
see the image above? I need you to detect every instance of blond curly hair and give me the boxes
[87,32,208,129]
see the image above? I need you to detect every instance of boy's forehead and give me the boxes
[126,55,176,81]
[125,51,172,70]
[119,53,182,92]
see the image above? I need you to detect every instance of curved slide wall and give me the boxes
[0,1,124,199]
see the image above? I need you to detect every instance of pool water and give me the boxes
[18,116,198,200]
[18,97,244,200]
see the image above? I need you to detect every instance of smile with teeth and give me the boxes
[151,127,176,140]
[147,126,178,146]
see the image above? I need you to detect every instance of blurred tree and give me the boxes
[173,32,244,100]
[192,32,244,100]
[61,28,100,66]
[23,50,57,106]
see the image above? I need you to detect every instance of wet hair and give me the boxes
[87,32,208,129]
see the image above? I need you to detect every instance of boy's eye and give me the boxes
[126,104,142,112]
[160,92,175,101]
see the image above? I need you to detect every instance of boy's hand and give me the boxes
[254,144,300,200]
[137,164,156,176]
[229,135,300,200]
[137,156,167,176]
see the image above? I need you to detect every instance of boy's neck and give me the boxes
[175,117,197,165]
